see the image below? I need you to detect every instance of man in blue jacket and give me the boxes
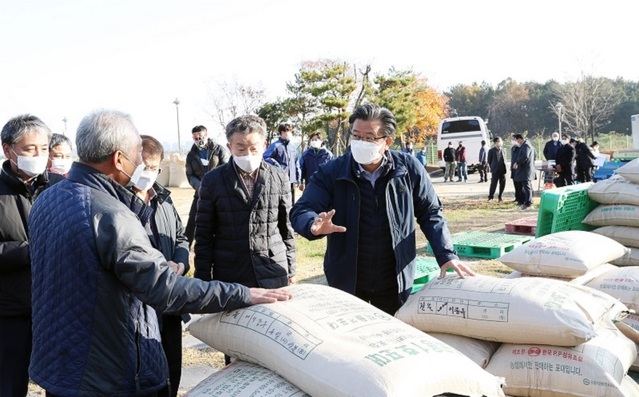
[28,109,292,397]
[299,132,334,191]
[264,122,300,201]
[290,104,474,315]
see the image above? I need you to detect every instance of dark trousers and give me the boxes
[290,183,296,203]
[0,316,32,397]
[488,174,506,200]
[355,286,401,316]
[521,180,533,206]
[185,193,198,245]
[554,170,574,187]
[513,181,524,204]
[157,315,183,397]
[478,164,488,182]
[576,165,593,183]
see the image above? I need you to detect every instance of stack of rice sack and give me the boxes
[397,230,639,396]
[584,159,639,266]
[187,283,506,397]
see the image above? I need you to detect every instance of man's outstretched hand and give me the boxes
[310,209,347,236]
[249,287,293,304]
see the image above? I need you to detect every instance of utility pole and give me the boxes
[173,98,182,153]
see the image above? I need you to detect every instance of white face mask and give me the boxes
[234,154,262,173]
[552,136,559,142]
[309,140,322,149]
[131,167,158,192]
[560,139,567,145]
[50,158,73,175]
[350,140,383,165]
[12,150,48,177]
[511,140,517,147]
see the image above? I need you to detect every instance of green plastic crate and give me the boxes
[427,231,533,259]
[535,183,599,238]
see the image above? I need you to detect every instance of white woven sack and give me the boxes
[156,158,171,187]
[583,204,639,227]
[612,248,639,267]
[428,332,500,368]
[485,327,638,397]
[593,226,639,248]
[506,263,618,285]
[587,175,639,205]
[614,158,639,183]
[585,266,639,311]
[498,230,628,277]
[620,314,639,372]
[620,375,639,396]
[395,275,627,346]
[187,284,505,397]
[168,153,190,188]
[183,361,309,397]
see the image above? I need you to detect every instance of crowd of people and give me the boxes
[0,104,472,396]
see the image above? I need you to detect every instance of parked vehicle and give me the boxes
[437,116,491,173]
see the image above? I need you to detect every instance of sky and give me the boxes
[1,0,638,150]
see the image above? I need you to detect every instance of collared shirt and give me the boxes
[357,155,388,188]
[233,161,259,199]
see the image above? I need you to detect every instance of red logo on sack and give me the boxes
[528,347,541,356]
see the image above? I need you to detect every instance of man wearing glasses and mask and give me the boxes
[291,104,474,315]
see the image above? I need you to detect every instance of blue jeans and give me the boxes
[456,162,468,181]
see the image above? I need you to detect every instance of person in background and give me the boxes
[590,141,600,157]
[554,134,576,187]
[443,141,456,182]
[511,133,536,210]
[575,138,597,183]
[415,146,427,167]
[455,141,467,182]
[402,141,414,156]
[263,122,301,202]
[0,114,53,397]
[299,132,334,191]
[28,110,292,397]
[487,137,507,202]
[290,104,474,315]
[184,125,229,246]
[510,137,523,205]
[478,140,488,183]
[131,135,189,397]
[542,132,562,161]
[47,133,73,176]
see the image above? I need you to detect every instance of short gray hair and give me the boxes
[225,115,267,141]
[50,133,73,151]
[76,110,140,163]
[1,114,52,146]
[348,104,397,138]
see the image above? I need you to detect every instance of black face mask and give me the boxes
[196,138,207,149]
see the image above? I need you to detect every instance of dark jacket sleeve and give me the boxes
[276,172,296,278]
[290,166,334,241]
[95,207,252,314]
[0,241,30,274]
[193,171,217,281]
[171,203,190,273]
[185,152,201,190]
[543,141,551,160]
[410,161,458,267]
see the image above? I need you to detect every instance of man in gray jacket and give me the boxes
[28,110,291,397]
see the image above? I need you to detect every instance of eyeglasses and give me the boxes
[350,133,386,143]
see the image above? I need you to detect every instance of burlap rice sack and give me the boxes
[583,204,639,227]
[428,332,500,368]
[184,361,309,397]
[505,263,618,285]
[498,231,627,277]
[485,327,637,397]
[593,225,639,248]
[395,275,627,346]
[587,175,639,205]
[614,158,639,184]
[585,266,639,312]
[187,284,505,397]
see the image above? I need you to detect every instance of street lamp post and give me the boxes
[62,117,68,136]
[173,98,182,154]
[555,102,563,137]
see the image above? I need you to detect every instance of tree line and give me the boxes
[207,59,639,154]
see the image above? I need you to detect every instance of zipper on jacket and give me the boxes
[135,320,141,392]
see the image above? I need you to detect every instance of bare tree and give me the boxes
[207,80,266,130]
[554,75,621,143]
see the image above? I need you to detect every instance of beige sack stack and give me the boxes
[585,166,639,266]
[187,284,505,397]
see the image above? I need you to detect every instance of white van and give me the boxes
[436,116,491,172]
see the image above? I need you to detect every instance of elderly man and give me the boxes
[290,104,474,315]
[0,115,56,397]
[28,110,291,397]
[543,131,562,162]
[511,133,536,210]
